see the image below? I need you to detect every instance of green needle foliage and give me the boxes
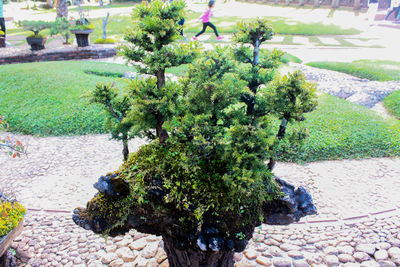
[232,18,317,169]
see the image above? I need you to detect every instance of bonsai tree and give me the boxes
[50,17,71,44]
[17,20,53,38]
[17,20,53,50]
[73,2,317,266]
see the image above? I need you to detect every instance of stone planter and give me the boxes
[0,220,23,267]
[0,35,5,48]
[71,29,94,47]
[26,36,47,51]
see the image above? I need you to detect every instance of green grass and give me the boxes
[0,61,135,136]
[279,93,400,162]
[306,60,400,81]
[383,91,400,119]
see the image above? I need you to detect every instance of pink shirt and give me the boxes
[201,9,213,23]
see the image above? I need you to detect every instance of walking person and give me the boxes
[385,0,400,20]
[192,0,223,41]
[0,0,5,35]
[0,0,6,47]
[367,0,379,26]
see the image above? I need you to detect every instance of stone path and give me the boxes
[1,131,400,266]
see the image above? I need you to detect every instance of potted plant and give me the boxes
[0,193,26,267]
[72,1,318,266]
[0,31,5,48]
[70,6,95,47]
[17,20,53,51]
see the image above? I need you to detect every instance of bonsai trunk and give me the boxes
[163,236,234,267]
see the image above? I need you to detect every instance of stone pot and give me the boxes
[26,36,47,51]
[0,220,23,266]
[71,29,94,47]
[0,35,5,48]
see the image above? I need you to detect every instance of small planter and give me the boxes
[0,220,23,266]
[26,36,47,51]
[71,29,94,47]
[0,35,5,48]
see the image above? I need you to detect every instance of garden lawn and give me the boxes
[1,61,399,162]
[279,93,400,162]
[0,61,135,136]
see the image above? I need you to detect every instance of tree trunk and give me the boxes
[354,0,361,9]
[331,0,340,8]
[47,0,54,8]
[163,236,235,267]
[56,0,68,18]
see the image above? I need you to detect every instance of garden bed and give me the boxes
[0,220,23,266]
[0,44,117,65]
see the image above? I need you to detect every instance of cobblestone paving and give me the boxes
[1,132,400,266]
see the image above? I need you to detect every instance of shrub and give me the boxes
[94,38,116,44]
[0,194,26,237]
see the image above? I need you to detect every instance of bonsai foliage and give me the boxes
[90,83,132,161]
[89,0,198,160]
[0,193,26,237]
[232,18,318,169]
[17,20,53,37]
[50,17,71,44]
[74,5,317,267]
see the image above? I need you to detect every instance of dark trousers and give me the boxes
[385,6,400,20]
[195,22,219,37]
[0,18,5,34]
[178,18,185,36]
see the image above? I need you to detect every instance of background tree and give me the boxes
[56,0,68,18]
[73,3,317,267]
